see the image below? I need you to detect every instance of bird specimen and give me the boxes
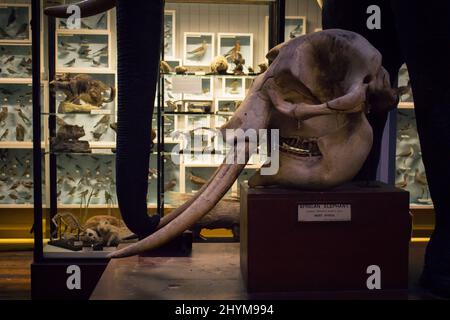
[187,40,208,60]
[395,173,408,189]
[0,129,9,141]
[0,88,14,96]
[81,21,92,30]
[9,181,20,190]
[224,40,242,63]
[79,189,89,199]
[4,55,14,64]
[160,60,171,74]
[16,124,25,141]
[68,186,77,196]
[16,108,31,125]
[189,173,208,186]
[94,115,110,128]
[228,79,241,94]
[78,44,91,58]
[8,193,18,202]
[59,40,76,51]
[18,57,32,68]
[64,58,76,67]
[23,194,32,201]
[15,23,28,38]
[0,27,11,39]
[104,190,114,205]
[96,14,106,28]
[21,181,33,189]
[91,59,101,67]
[91,45,107,57]
[91,123,109,141]
[0,107,8,126]
[289,23,304,39]
[7,9,16,28]
[414,168,429,198]
[164,179,177,192]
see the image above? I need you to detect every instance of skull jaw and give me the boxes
[249,114,373,189]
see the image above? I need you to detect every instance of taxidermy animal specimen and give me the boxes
[188,40,207,60]
[50,73,115,113]
[175,66,188,75]
[94,115,110,128]
[97,220,121,246]
[224,40,242,63]
[0,107,8,126]
[210,56,228,75]
[52,123,90,153]
[160,60,172,74]
[110,29,398,258]
[16,124,25,141]
[7,9,16,28]
[0,129,9,141]
[258,63,268,74]
[91,123,109,141]
[289,24,304,39]
[16,108,31,126]
[15,23,28,38]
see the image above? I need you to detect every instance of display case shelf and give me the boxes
[55,67,115,75]
[410,204,434,210]
[0,141,44,149]
[0,78,32,84]
[398,102,414,110]
[56,29,110,36]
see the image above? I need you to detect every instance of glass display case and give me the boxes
[28,0,290,261]
[395,64,432,208]
[32,6,120,260]
[0,1,35,230]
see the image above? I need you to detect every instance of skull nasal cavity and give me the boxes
[363,75,372,84]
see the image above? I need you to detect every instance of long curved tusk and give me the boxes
[108,145,251,259]
[44,0,116,18]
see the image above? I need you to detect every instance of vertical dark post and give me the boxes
[269,0,285,50]
[32,0,43,262]
[157,8,164,217]
[48,16,58,237]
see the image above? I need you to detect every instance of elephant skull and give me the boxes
[109,29,397,258]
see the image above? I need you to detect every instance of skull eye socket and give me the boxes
[363,75,372,84]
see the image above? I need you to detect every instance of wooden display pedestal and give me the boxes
[31,259,108,300]
[240,182,412,297]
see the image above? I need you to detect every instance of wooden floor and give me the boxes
[91,242,434,300]
[0,251,32,300]
[0,242,439,300]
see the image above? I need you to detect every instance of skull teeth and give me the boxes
[280,137,322,157]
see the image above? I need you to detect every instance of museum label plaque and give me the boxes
[298,203,351,222]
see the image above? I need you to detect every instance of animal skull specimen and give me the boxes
[109,29,397,258]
